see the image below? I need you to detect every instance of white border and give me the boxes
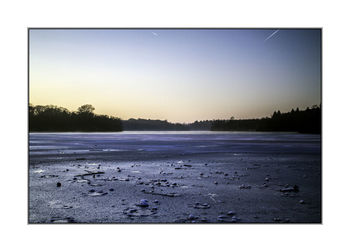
[1,0,350,251]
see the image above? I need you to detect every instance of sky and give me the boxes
[29,29,321,123]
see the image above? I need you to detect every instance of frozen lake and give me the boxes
[29,131,321,223]
[29,131,320,160]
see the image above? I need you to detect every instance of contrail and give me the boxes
[264,29,279,42]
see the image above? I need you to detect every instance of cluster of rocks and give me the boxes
[175,214,208,223]
[123,199,159,218]
[39,158,310,224]
[146,179,180,188]
[50,216,76,223]
[239,184,252,189]
[189,202,211,209]
[176,210,239,223]
[217,211,240,223]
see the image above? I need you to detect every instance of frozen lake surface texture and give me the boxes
[29,131,321,223]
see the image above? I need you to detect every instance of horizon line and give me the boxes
[29,103,321,124]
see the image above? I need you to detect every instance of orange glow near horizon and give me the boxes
[30,29,321,123]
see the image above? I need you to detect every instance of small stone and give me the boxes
[137,199,149,207]
[153,200,159,204]
[231,217,238,223]
[214,181,218,185]
[217,217,225,222]
[188,214,197,220]
[280,185,299,193]
[227,211,236,216]
[89,189,95,193]
[239,184,251,189]
[109,188,114,192]
[56,182,61,187]
[299,200,305,204]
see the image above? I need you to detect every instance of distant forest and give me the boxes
[123,118,212,131]
[211,105,321,134]
[29,104,123,132]
[29,104,321,134]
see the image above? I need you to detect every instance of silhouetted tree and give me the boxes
[29,104,321,134]
[29,104,122,132]
[77,104,95,115]
[211,105,321,134]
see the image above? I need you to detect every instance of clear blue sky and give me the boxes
[30,29,321,123]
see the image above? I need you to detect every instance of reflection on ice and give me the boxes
[33,169,44,173]
[29,131,320,159]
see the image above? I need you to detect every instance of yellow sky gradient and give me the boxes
[29,29,321,123]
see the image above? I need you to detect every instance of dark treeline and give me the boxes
[211,105,321,133]
[123,119,212,131]
[29,104,123,132]
[29,104,321,133]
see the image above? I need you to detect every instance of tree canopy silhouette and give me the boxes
[29,104,122,132]
[211,105,321,134]
[77,104,95,115]
[29,104,321,134]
